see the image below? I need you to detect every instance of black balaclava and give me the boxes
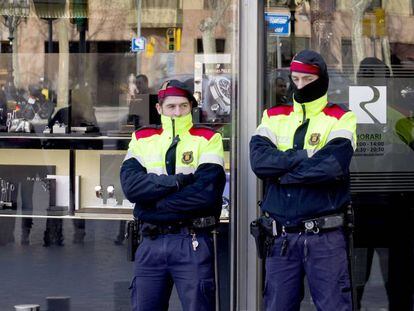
[290,50,329,104]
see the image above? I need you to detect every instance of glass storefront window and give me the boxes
[0,1,238,309]
[264,0,414,309]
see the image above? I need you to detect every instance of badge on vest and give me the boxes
[309,133,321,146]
[182,151,194,164]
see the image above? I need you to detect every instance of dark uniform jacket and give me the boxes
[120,113,226,224]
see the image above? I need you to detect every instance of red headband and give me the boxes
[158,87,189,102]
[290,60,320,75]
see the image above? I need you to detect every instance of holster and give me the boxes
[250,216,277,259]
[250,220,265,259]
[126,219,142,262]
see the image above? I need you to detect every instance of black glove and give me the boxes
[176,173,195,189]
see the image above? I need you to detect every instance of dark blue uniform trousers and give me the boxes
[264,229,352,311]
[130,232,215,311]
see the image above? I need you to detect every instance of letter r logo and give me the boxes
[349,86,387,124]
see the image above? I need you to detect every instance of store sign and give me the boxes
[265,12,291,37]
[349,86,387,124]
[131,37,146,52]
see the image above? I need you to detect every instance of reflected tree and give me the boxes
[351,0,371,78]
[309,0,340,67]
[57,17,69,109]
[351,0,393,79]
[32,0,69,107]
[0,0,30,92]
[199,0,231,55]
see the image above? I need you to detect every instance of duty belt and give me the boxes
[264,213,344,236]
[141,216,217,237]
[251,210,351,259]
[288,214,344,234]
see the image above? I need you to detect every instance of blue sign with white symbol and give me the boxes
[131,37,146,52]
[265,12,291,37]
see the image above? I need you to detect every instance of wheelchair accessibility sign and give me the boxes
[131,37,146,52]
[265,12,291,37]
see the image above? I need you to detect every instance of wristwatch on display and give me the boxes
[107,185,115,199]
[209,76,231,116]
[95,185,103,199]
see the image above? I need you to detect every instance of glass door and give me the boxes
[263,1,414,310]
[0,0,239,310]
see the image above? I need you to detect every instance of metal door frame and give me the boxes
[231,1,264,310]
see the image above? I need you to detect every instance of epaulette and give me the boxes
[134,125,163,139]
[189,124,217,140]
[323,102,349,120]
[267,103,294,117]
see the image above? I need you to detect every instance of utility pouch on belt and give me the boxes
[126,220,141,262]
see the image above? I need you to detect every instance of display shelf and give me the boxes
[0,133,130,150]
[0,209,230,222]
[0,212,133,221]
[79,206,133,214]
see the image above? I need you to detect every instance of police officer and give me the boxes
[250,50,357,310]
[120,79,226,311]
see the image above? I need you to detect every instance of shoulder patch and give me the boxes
[267,105,294,117]
[134,126,163,139]
[322,103,348,120]
[189,126,216,140]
